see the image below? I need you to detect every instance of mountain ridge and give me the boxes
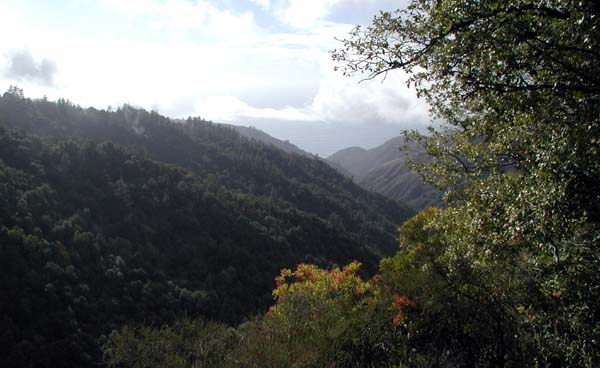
[0,90,415,366]
[326,136,442,211]
[227,124,312,157]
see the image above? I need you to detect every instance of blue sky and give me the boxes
[0,0,430,155]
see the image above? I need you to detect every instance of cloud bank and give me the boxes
[4,50,57,86]
[0,0,428,154]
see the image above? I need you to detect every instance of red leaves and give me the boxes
[342,260,360,275]
[268,262,373,324]
[393,295,416,309]
[295,263,316,282]
[275,276,284,288]
[392,294,416,326]
[392,313,404,326]
[330,269,344,283]
[266,305,275,317]
[354,285,366,298]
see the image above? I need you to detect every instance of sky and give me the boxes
[0,0,431,156]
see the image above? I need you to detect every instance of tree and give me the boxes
[105,319,236,368]
[227,262,405,367]
[5,85,24,99]
[333,1,599,366]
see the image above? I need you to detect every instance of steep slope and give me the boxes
[0,127,391,367]
[327,136,441,211]
[359,158,442,211]
[0,91,416,366]
[326,146,370,178]
[0,92,413,257]
[327,137,411,179]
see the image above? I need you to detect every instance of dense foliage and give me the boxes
[0,93,414,366]
[0,90,411,256]
[107,260,406,368]
[331,0,600,365]
[108,0,598,367]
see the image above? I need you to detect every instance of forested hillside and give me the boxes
[359,158,442,211]
[0,90,413,256]
[3,0,599,366]
[0,90,414,367]
[106,0,599,367]
[327,136,441,210]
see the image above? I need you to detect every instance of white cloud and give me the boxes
[0,0,431,154]
[4,50,57,86]
[194,95,315,121]
[102,0,209,29]
[277,0,341,28]
[0,0,264,106]
[0,2,29,50]
[250,0,270,10]
[208,8,257,43]
[269,0,403,29]
[101,0,258,44]
[310,58,430,126]
[194,55,430,129]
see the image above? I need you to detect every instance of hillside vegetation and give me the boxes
[327,136,442,210]
[107,0,599,367]
[0,90,414,367]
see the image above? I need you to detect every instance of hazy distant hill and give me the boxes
[359,158,442,211]
[327,136,442,211]
[327,136,411,179]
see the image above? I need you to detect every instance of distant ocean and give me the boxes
[244,119,416,157]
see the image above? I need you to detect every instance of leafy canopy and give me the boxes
[333,0,599,366]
